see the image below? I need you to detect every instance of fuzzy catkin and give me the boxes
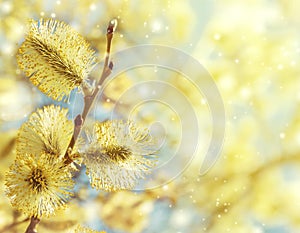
[17,18,97,101]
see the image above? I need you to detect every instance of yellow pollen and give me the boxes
[26,168,47,192]
[104,145,132,162]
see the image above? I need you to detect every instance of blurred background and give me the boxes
[1,0,300,232]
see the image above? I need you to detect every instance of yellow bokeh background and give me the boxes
[1,0,300,232]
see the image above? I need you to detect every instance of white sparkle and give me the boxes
[151,20,162,32]
[0,42,13,54]
[90,3,96,11]
[214,33,221,40]
[240,87,251,99]
[163,185,168,190]
[171,210,192,227]
[1,1,12,13]
[277,64,283,70]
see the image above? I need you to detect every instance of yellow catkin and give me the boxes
[16,105,73,159]
[5,153,74,218]
[84,120,157,191]
[17,18,97,101]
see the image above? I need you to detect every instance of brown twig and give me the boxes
[0,137,15,159]
[24,217,40,233]
[0,217,29,233]
[64,19,117,165]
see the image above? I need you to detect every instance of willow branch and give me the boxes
[0,217,29,233]
[0,137,15,159]
[250,153,300,178]
[64,19,117,165]
[24,217,39,233]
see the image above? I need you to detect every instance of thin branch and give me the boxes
[250,153,300,178]
[64,19,117,165]
[0,217,29,233]
[25,217,40,233]
[0,137,15,158]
